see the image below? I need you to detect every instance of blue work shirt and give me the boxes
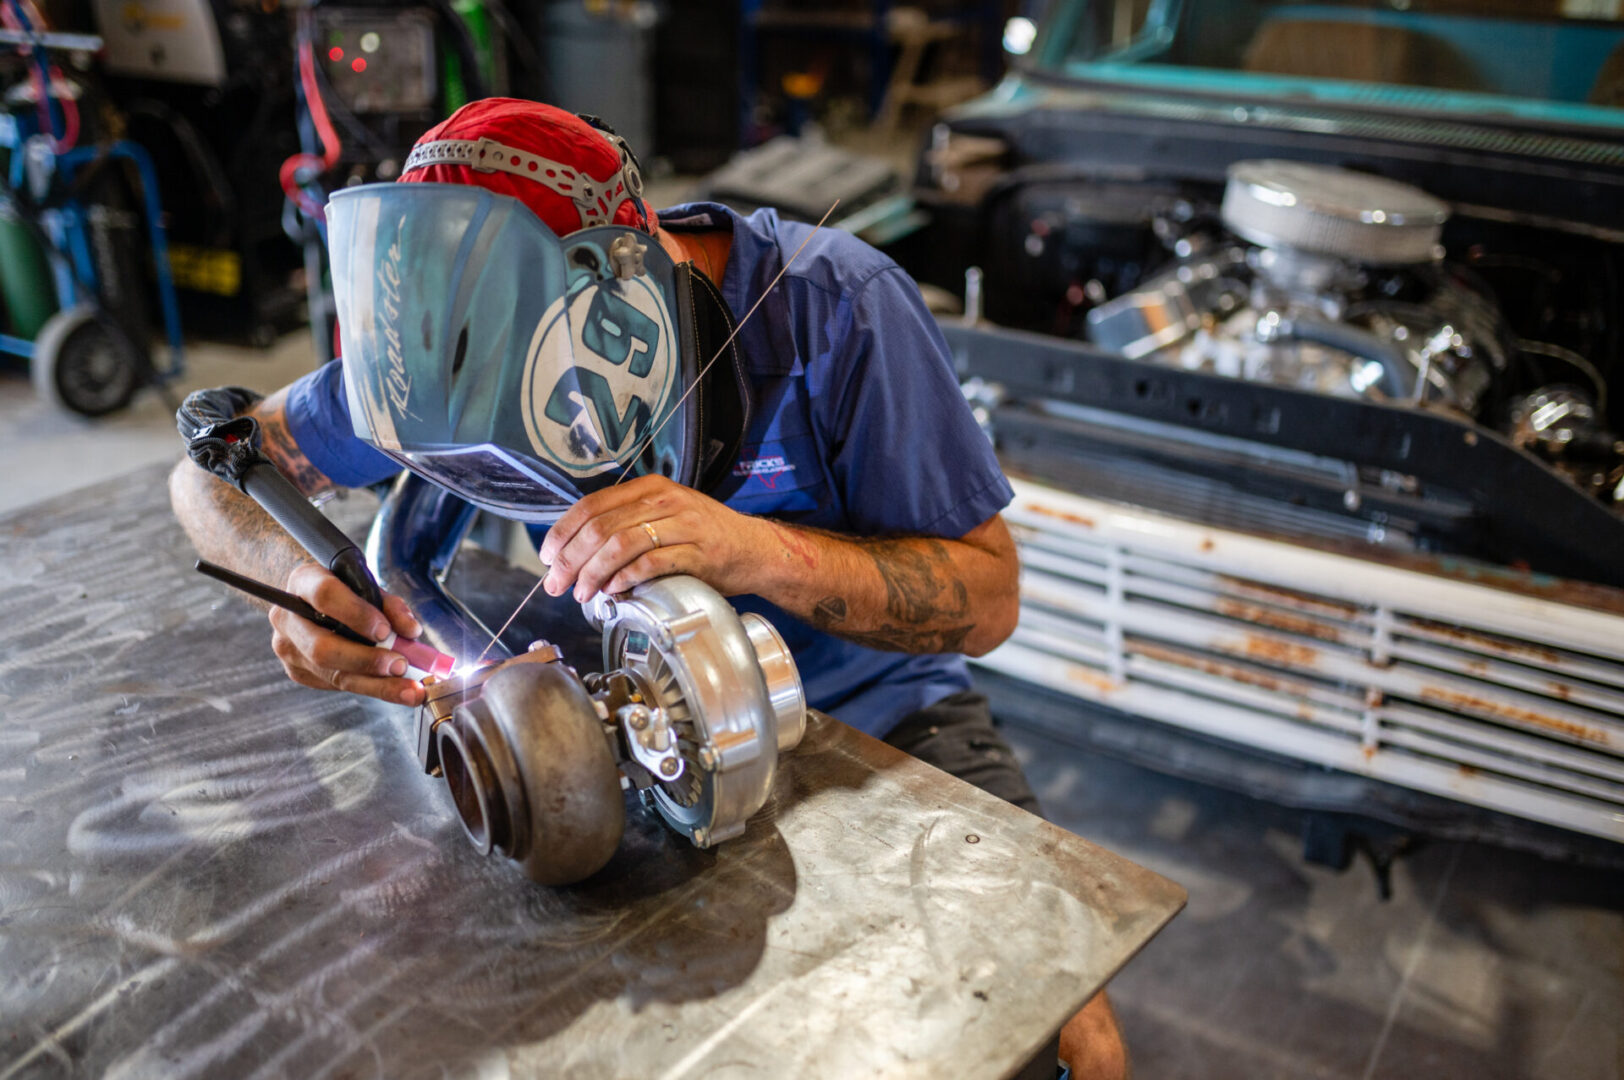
[286,201,1013,738]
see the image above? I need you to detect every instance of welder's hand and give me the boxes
[269,563,426,706]
[538,475,769,602]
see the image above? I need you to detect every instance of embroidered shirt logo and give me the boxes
[734,454,796,489]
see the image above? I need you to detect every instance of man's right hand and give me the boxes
[268,564,427,706]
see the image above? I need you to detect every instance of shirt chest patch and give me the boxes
[733,452,797,487]
[725,435,827,517]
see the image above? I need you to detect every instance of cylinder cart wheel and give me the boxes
[31,305,144,418]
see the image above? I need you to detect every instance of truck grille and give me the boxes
[985,479,1624,842]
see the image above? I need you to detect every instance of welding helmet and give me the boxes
[327,100,747,522]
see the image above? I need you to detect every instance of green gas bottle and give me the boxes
[0,199,57,340]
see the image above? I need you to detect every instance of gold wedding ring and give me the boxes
[641,521,662,549]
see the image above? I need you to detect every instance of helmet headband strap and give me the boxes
[402,134,646,232]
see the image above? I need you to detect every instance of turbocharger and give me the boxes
[416,575,806,885]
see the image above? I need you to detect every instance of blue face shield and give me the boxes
[327,182,722,522]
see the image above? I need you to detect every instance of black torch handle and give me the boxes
[239,460,383,611]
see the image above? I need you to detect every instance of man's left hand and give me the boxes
[538,475,768,602]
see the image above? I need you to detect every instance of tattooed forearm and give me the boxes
[766,519,821,571]
[864,537,971,625]
[256,396,336,499]
[808,604,974,653]
[170,463,314,599]
[753,512,1017,656]
[805,536,981,655]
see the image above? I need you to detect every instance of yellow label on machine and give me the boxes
[167,244,241,297]
[118,3,187,31]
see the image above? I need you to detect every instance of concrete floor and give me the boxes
[3,337,1621,1079]
[1011,721,1624,1080]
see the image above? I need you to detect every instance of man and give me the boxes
[169,98,1125,1079]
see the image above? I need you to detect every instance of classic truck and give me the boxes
[893,0,1624,862]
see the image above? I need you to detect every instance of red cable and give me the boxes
[25,64,51,142]
[4,3,77,151]
[47,65,77,151]
[2,3,50,145]
[278,39,343,218]
[302,38,342,170]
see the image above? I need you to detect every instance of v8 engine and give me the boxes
[1077,160,1622,507]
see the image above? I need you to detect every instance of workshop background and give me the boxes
[2,1,1622,1078]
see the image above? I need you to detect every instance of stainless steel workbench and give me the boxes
[0,465,1184,1079]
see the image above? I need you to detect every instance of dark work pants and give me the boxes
[881,688,1044,819]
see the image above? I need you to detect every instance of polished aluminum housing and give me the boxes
[589,576,807,848]
[741,612,808,752]
[1221,160,1449,265]
[367,476,809,876]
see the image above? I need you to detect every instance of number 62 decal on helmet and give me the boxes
[524,231,678,477]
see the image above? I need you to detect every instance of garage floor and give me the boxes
[3,340,1620,1080]
[1009,721,1624,1080]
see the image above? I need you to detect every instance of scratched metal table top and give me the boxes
[0,465,1184,1080]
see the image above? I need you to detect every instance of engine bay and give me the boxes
[984,158,1624,511]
